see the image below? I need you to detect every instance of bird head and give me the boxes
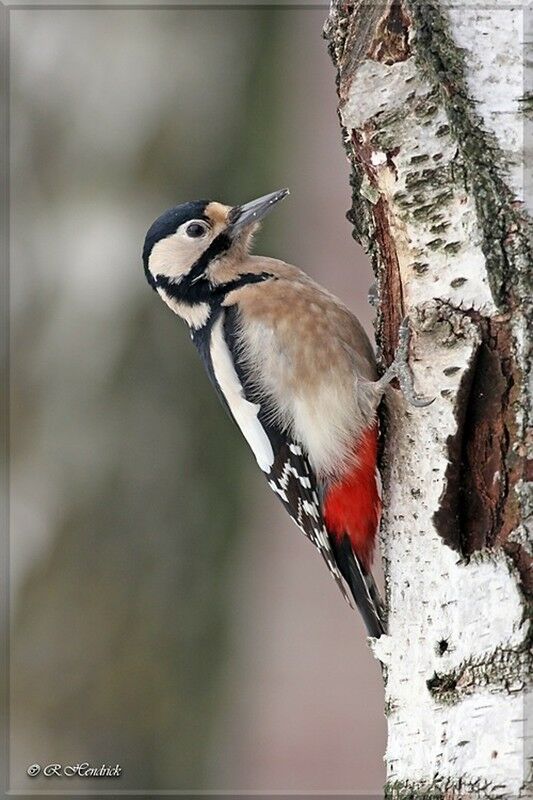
[142,188,289,292]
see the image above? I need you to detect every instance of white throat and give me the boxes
[157,288,211,330]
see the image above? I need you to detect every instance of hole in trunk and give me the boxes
[433,323,518,556]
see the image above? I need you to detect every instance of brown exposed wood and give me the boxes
[504,541,533,596]
[434,318,526,561]
[460,337,511,553]
[367,0,412,65]
[349,129,404,365]
[372,197,405,366]
[326,0,410,366]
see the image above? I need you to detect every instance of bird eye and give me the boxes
[185,222,207,238]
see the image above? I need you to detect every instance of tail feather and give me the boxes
[329,533,385,638]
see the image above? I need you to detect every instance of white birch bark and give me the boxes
[324,1,532,797]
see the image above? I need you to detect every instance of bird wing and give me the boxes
[263,435,353,605]
[196,306,353,606]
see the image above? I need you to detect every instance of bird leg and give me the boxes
[375,318,434,408]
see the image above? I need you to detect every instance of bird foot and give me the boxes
[377,318,434,407]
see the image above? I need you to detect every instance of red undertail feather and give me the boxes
[323,425,381,572]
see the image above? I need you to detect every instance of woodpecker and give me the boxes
[143,189,429,639]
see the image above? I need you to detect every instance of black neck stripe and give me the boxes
[157,271,276,308]
[188,232,231,284]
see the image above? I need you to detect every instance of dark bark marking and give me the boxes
[437,638,449,655]
[407,0,532,309]
[426,645,530,704]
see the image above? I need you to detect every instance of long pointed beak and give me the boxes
[227,188,289,235]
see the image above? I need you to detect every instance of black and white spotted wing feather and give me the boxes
[265,437,353,605]
[265,434,385,638]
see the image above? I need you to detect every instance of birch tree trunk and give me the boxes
[324,2,532,797]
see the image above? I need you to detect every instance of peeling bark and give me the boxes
[325,1,532,797]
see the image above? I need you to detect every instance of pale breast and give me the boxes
[225,269,379,477]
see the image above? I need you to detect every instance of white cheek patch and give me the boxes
[149,236,193,280]
[210,316,274,473]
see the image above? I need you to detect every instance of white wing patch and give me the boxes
[210,316,274,473]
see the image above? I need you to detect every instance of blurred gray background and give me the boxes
[8,6,384,793]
